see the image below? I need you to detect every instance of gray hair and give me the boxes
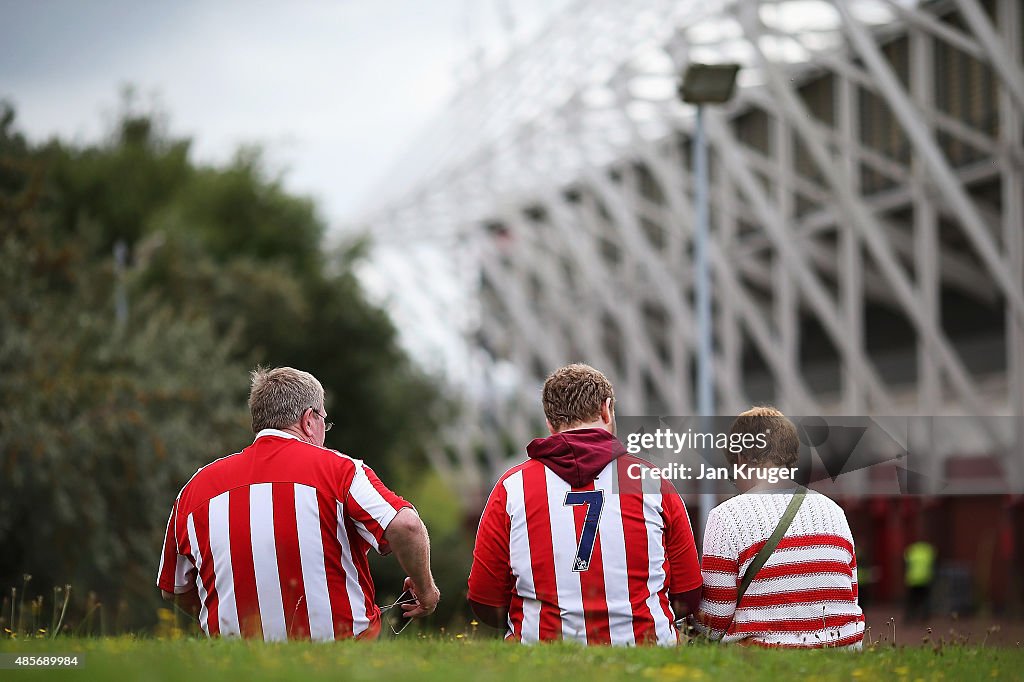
[248,366,325,433]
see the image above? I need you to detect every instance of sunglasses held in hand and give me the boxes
[380,589,418,635]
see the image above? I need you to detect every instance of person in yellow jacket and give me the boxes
[904,540,936,622]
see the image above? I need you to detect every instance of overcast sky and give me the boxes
[0,0,563,226]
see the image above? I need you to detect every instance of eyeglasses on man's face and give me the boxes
[309,406,333,432]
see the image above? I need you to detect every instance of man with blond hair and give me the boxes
[468,363,703,644]
[696,406,864,648]
[157,366,439,640]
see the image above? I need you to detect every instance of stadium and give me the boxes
[354,0,1024,618]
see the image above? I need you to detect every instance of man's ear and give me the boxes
[600,398,613,424]
[546,419,557,436]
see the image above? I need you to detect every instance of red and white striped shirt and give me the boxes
[156,429,411,640]
[696,491,864,648]
[468,455,702,645]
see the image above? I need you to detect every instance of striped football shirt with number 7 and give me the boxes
[468,455,702,645]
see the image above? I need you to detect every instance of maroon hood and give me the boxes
[526,428,626,487]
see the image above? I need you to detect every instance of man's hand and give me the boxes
[384,508,440,620]
[400,575,440,619]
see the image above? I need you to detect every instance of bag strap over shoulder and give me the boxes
[718,487,806,640]
[737,487,806,602]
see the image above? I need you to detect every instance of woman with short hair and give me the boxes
[696,407,865,649]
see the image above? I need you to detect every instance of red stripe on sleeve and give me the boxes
[522,464,562,640]
[179,530,195,600]
[317,491,354,639]
[362,465,412,512]
[228,486,262,639]
[467,481,513,607]
[272,482,311,639]
[345,465,413,553]
[157,501,179,592]
[346,495,387,546]
[702,585,739,603]
[660,480,702,594]
[702,555,739,574]
[850,554,859,600]
[700,612,734,631]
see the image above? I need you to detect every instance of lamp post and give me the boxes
[678,63,740,543]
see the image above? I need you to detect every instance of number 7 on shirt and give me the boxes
[563,490,605,572]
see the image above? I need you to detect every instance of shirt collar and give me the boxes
[254,428,301,443]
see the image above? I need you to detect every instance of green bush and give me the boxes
[0,99,454,631]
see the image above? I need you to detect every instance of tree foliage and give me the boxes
[0,100,449,628]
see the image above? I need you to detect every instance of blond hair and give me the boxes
[542,364,615,431]
[248,366,325,433]
[726,405,800,468]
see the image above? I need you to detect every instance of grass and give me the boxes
[1,583,1020,680]
[0,635,1019,681]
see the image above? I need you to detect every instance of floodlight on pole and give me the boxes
[678,62,740,546]
[678,63,741,104]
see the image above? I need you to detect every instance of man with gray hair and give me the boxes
[157,366,439,640]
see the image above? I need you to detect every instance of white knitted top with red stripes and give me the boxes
[696,490,865,648]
